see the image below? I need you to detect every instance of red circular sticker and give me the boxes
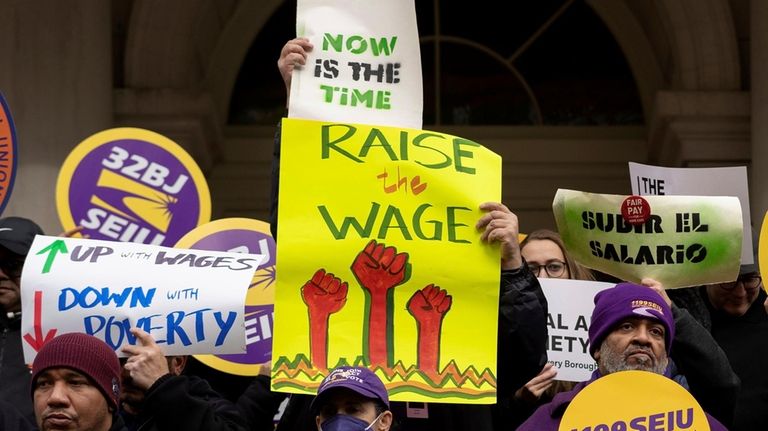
[621,195,650,225]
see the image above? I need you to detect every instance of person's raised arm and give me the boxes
[478,202,548,397]
[277,37,313,107]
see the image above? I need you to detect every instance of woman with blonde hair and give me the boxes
[520,229,594,281]
[508,229,593,427]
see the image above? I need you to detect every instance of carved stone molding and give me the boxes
[648,91,750,166]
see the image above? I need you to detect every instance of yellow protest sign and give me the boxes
[760,211,768,293]
[272,118,501,403]
[560,371,710,431]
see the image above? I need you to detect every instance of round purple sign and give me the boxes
[175,218,276,375]
[57,128,211,246]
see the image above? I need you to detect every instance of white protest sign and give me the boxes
[20,235,264,362]
[629,162,753,264]
[540,278,613,382]
[289,0,423,129]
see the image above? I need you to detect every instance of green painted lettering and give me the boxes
[317,203,380,239]
[369,36,397,56]
[351,89,374,107]
[412,133,451,170]
[375,90,391,109]
[320,84,335,103]
[452,138,479,174]
[399,131,409,160]
[360,128,398,160]
[347,35,367,54]
[377,205,412,240]
[447,206,472,243]
[412,204,442,240]
[323,33,343,52]
[321,124,362,162]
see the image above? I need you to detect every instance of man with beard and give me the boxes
[119,328,246,431]
[517,282,729,430]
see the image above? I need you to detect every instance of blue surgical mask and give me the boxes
[319,413,382,431]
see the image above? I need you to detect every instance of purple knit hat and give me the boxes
[31,333,121,409]
[588,282,675,357]
[310,366,389,414]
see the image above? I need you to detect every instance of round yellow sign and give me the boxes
[759,212,768,292]
[560,370,710,431]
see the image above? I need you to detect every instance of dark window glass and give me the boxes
[228,0,642,126]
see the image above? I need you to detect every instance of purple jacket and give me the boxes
[517,371,728,431]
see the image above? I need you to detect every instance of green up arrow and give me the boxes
[36,239,69,274]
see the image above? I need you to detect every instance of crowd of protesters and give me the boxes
[0,37,765,431]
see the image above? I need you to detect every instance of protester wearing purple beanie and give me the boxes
[518,282,729,431]
[589,282,675,354]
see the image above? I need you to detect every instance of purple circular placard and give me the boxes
[190,229,276,365]
[0,92,19,216]
[67,138,205,246]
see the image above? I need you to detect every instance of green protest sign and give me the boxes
[553,189,742,288]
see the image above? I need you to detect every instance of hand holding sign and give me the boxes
[640,278,673,307]
[122,328,171,390]
[514,363,558,405]
[279,38,314,101]
[21,235,260,363]
[477,202,522,270]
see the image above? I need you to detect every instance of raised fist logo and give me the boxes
[302,269,348,369]
[299,240,455,380]
[351,240,409,367]
[407,284,452,376]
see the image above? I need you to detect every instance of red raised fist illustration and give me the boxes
[351,239,409,293]
[351,240,410,368]
[407,284,453,378]
[302,268,348,314]
[301,269,348,369]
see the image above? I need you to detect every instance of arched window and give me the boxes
[228,0,643,126]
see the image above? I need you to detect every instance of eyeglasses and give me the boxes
[0,259,24,278]
[527,260,567,278]
[719,275,762,292]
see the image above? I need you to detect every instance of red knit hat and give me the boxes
[31,333,121,409]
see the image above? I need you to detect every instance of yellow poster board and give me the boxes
[272,118,502,403]
[560,371,710,431]
[760,211,768,292]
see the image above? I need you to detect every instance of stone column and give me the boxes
[752,0,768,233]
[0,1,112,233]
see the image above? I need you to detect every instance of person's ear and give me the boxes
[316,415,323,431]
[378,411,393,430]
[169,356,188,375]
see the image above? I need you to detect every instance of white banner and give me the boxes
[20,235,264,362]
[289,0,423,129]
[629,162,753,264]
[540,278,614,382]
